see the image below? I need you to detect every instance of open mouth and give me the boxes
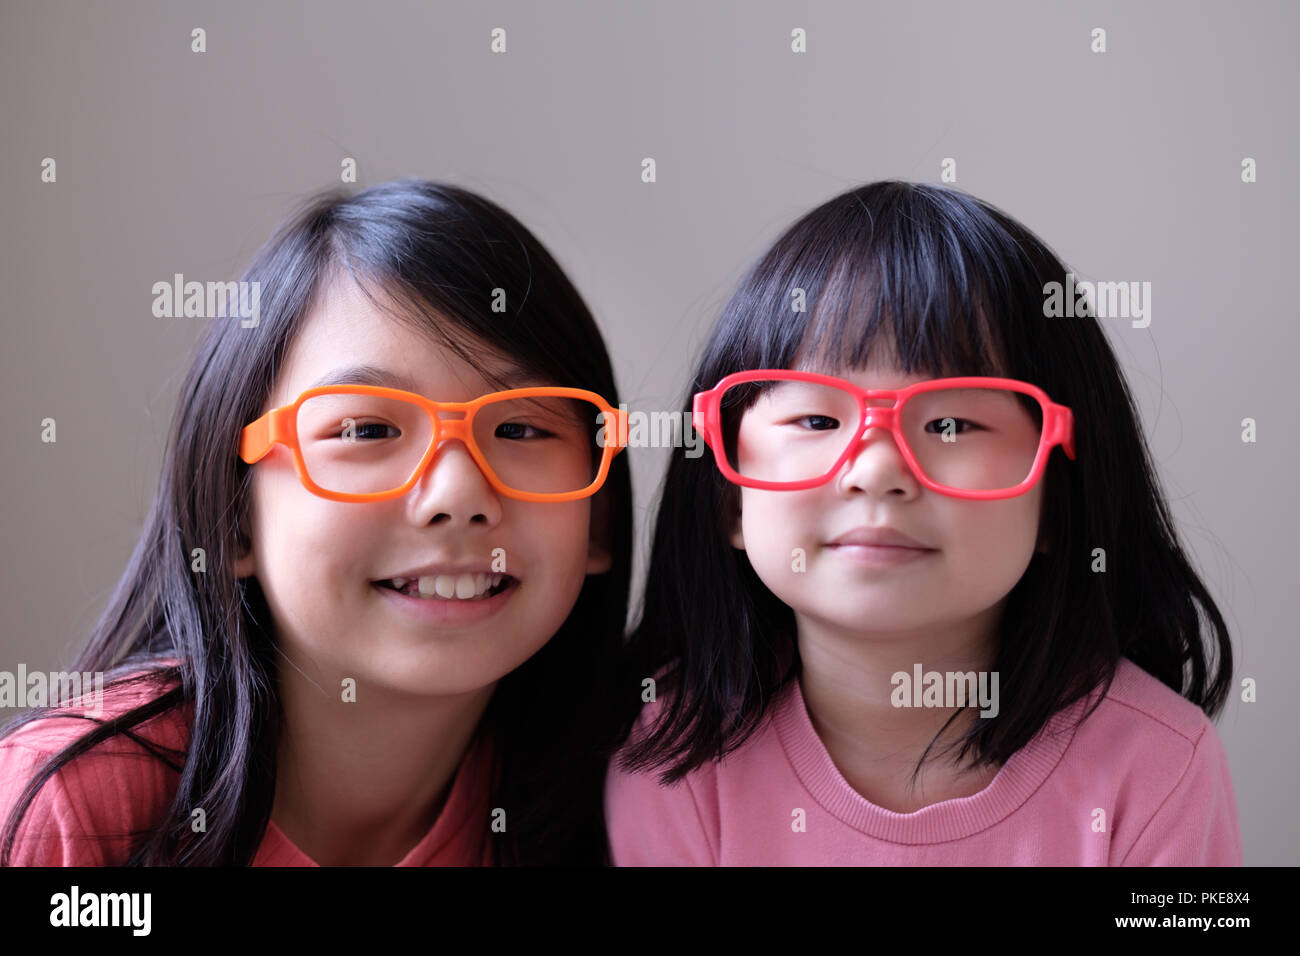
[374,573,516,602]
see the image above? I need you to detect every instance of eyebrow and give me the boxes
[309,364,422,392]
[307,362,540,395]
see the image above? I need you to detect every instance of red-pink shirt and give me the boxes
[0,668,494,866]
[604,657,1243,865]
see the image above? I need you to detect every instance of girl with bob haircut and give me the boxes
[1,179,632,866]
[606,180,1241,866]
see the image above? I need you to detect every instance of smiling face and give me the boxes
[233,269,611,697]
[728,350,1048,646]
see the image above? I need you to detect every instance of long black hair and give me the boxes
[615,179,1233,786]
[1,178,633,865]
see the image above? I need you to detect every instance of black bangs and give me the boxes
[702,180,1052,389]
[322,178,612,398]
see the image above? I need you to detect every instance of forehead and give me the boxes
[795,339,934,390]
[271,271,529,407]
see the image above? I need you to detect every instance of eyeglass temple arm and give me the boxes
[691,393,715,450]
[607,407,631,455]
[239,408,291,464]
[1052,405,1076,460]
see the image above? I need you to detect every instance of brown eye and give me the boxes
[495,422,552,440]
[798,415,840,430]
[335,422,398,440]
[925,418,980,435]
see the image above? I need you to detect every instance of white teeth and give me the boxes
[395,573,504,601]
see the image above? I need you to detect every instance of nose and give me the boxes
[407,434,503,527]
[834,422,921,498]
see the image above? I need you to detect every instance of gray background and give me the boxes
[2,0,1295,865]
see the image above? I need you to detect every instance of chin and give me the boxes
[381,667,501,700]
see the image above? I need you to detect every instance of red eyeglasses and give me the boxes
[692,370,1076,500]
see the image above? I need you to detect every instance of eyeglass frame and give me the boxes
[239,384,630,503]
[691,369,1076,500]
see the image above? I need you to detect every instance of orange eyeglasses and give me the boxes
[239,385,629,503]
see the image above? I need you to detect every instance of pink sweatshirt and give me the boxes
[0,667,494,866]
[604,657,1243,865]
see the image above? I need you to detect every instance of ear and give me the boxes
[233,530,257,578]
[586,486,614,574]
[728,492,746,551]
[1033,487,1051,555]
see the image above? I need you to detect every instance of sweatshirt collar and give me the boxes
[773,674,1087,844]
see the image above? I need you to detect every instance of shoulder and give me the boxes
[1064,658,1241,864]
[604,669,792,866]
[1096,658,1218,739]
[604,672,716,866]
[0,665,190,866]
[1072,657,1228,772]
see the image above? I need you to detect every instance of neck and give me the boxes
[270,659,495,866]
[794,603,1003,811]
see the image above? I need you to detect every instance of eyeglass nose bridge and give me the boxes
[849,405,903,447]
[433,417,472,442]
[839,405,928,486]
[402,416,493,488]
[419,416,481,463]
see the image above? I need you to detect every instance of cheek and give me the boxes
[489,504,598,660]
[737,492,819,593]
[508,502,594,590]
[938,498,1041,587]
[249,473,377,610]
